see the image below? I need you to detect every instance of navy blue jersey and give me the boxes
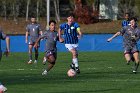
[60,22,80,44]
[122,20,130,27]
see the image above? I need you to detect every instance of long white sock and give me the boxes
[73,58,78,67]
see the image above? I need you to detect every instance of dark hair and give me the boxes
[130,17,138,22]
[125,13,129,16]
[68,13,75,18]
[49,20,56,25]
[30,15,36,19]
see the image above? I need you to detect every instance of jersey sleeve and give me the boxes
[26,25,30,32]
[40,31,48,39]
[74,22,80,31]
[38,24,42,31]
[60,23,65,30]
[0,31,6,40]
[120,27,126,35]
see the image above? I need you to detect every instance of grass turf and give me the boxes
[0,52,140,93]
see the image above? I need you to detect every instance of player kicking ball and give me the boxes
[58,13,82,74]
[34,20,61,75]
[107,17,140,74]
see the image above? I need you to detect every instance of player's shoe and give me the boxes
[132,70,137,74]
[0,84,7,92]
[42,57,47,65]
[75,67,80,74]
[34,60,38,64]
[42,70,48,76]
[28,60,32,64]
[70,63,75,70]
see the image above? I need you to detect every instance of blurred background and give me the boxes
[0,0,140,34]
[1,0,140,52]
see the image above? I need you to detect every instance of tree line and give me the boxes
[0,0,140,23]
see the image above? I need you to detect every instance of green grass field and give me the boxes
[0,52,140,93]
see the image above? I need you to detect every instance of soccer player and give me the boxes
[58,14,82,74]
[0,28,10,92]
[25,17,42,64]
[122,13,130,27]
[107,17,140,74]
[34,20,58,75]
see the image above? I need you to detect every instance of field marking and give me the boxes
[0,68,40,71]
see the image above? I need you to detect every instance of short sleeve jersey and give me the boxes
[120,26,140,48]
[60,22,80,44]
[40,30,58,52]
[26,23,41,35]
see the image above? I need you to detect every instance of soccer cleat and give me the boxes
[42,70,48,76]
[75,67,80,74]
[42,57,47,65]
[133,70,137,74]
[70,63,75,70]
[0,85,7,92]
[34,60,38,64]
[28,60,32,64]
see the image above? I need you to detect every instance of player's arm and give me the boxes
[4,36,10,57]
[34,37,43,48]
[34,33,46,48]
[107,32,121,42]
[40,31,43,36]
[1,32,10,57]
[77,27,82,39]
[58,28,64,43]
[6,36,10,52]
[25,31,28,43]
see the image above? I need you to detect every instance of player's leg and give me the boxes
[65,44,80,74]
[28,44,33,64]
[132,52,139,74]
[124,53,131,65]
[42,56,47,65]
[124,48,131,65]
[42,51,56,75]
[34,47,39,63]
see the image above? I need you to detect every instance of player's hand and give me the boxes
[34,43,38,48]
[25,39,28,43]
[77,35,82,39]
[59,38,64,43]
[107,38,112,42]
[3,50,10,57]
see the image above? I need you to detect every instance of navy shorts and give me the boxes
[45,50,57,58]
[124,45,139,54]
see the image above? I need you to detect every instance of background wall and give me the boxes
[1,34,128,52]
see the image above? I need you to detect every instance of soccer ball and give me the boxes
[67,69,76,77]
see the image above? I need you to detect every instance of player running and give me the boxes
[58,14,82,74]
[25,17,42,64]
[107,17,140,74]
[34,20,59,75]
